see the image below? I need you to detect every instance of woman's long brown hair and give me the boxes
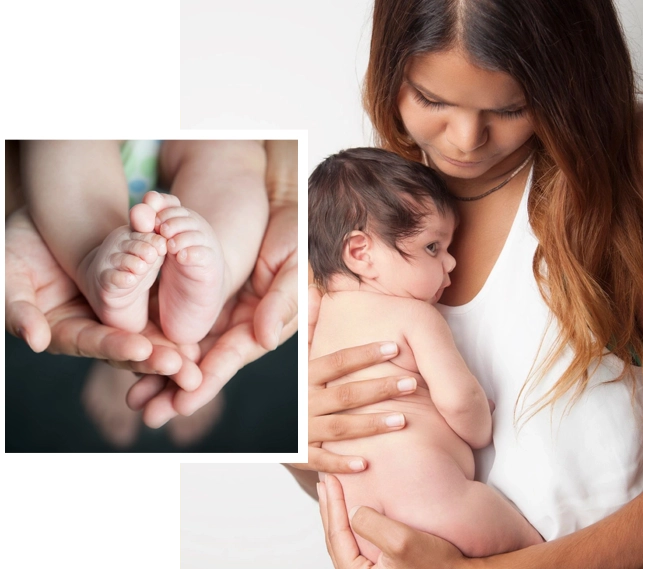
[364,0,642,420]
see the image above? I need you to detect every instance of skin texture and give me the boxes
[305,48,642,567]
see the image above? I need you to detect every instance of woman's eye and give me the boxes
[413,91,445,110]
[497,108,526,120]
[426,243,438,255]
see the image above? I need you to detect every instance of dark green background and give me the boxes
[5,332,298,453]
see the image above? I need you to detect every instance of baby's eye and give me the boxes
[426,243,438,255]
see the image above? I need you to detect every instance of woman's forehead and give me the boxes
[406,49,526,110]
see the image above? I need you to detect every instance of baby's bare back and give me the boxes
[310,291,475,479]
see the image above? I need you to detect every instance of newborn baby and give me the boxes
[308,148,543,562]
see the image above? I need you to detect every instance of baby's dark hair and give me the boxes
[309,147,457,290]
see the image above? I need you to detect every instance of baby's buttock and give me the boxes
[323,389,476,481]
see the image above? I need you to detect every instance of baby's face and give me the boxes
[371,211,456,303]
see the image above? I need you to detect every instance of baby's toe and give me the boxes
[142,191,181,213]
[110,252,149,275]
[130,232,168,257]
[121,239,159,264]
[130,203,157,233]
[100,268,138,290]
[175,246,215,268]
[166,230,205,254]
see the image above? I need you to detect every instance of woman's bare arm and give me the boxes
[322,477,643,569]
[470,493,643,569]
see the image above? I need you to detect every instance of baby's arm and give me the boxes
[21,141,129,281]
[405,303,492,449]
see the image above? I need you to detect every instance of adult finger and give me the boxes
[173,322,265,416]
[310,412,406,444]
[6,299,51,353]
[311,376,418,417]
[142,381,179,428]
[126,374,167,411]
[169,354,203,392]
[291,447,370,475]
[309,342,399,387]
[48,316,153,362]
[108,344,183,376]
[253,254,297,351]
[321,475,373,569]
[350,506,464,567]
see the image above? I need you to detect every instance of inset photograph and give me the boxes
[6,139,299,453]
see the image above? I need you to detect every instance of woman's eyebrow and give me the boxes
[406,79,526,112]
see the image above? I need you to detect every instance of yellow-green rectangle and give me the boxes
[0,112,179,128]
[0,464,178,569]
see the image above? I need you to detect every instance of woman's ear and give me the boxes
[343,231,379,278]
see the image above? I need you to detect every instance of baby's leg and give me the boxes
[329,471,386,564]
[159,140,269,299]
[21,141,166,332]
[22,141,130,281]
[381,452,543,558]
[139,191,226,344]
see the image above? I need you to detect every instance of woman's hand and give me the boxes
[127,141,299,427]
[319,474,467,569]
[127,276,298,428]
[320,477,644,569]
[292,286,418,475]
[5,207,184,376]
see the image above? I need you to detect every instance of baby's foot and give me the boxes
[77,214,167,333]
[81,361,142,448]
[141,191,229,344]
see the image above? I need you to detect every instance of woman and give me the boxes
[297,0,642,566]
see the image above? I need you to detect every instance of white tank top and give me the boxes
[437,169,643,540]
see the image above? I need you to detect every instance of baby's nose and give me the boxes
[445,254,456,273]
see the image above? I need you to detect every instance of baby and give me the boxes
[22,141,269,390]
[308,148,543,562]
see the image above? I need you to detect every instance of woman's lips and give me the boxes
[440,154,483,168]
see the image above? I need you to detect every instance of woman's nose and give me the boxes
[445,112,487,154]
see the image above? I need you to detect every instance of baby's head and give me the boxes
[309,147,458,303]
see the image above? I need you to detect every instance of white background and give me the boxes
[0,0,177,112]
[181,464,329,569]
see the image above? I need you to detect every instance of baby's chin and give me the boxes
[429,289,445,304]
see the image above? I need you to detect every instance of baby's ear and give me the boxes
[342,231,378,278]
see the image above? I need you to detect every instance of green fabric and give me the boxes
[120,140,162,206]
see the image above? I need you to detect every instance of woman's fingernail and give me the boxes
[349,459,365,472]
[397,378,417,392]
[349,506,361,521]
[316,482,321,498]
[379,342,398,356]
[385,414,405,427]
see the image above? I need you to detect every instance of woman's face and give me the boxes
[398,49,535,181]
